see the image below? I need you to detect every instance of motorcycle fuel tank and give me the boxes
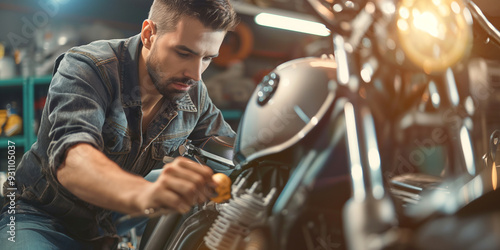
[234,57,337,165]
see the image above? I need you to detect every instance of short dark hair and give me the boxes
[148,0,238,33]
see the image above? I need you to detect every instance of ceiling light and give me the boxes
[255,13,331,37]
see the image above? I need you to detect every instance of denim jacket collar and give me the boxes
[176,93,198,112]
[121,34,142,108]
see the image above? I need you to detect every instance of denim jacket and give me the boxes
[10,34,235,242]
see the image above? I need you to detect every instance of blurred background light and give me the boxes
[255,13,330,37]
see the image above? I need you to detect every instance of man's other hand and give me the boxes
[137,157,216,214]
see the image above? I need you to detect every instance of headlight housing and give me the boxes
[396,0,473,73]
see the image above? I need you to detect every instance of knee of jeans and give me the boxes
[0,212,92,249]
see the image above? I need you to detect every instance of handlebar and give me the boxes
[468,0,500,47]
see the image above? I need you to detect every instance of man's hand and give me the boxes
[136,157,216,214]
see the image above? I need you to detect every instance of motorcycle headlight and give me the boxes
[396,0,473,73]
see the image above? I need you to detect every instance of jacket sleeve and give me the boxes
[45,51,112,176]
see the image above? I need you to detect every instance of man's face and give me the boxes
[146,16,226,101]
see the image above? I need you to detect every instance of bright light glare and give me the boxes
[460,126,475,175]
[492,163,497,191]
[429,81,440,107]
[451,1,461,14]
[344,102,366,201]
[397,19,408,31]
[380,1,396,15]
[413,11,441,39]
[368,148,381,171]
[399,6,410,19]
[255,13,330,37]
[397,0,472,73]
[58,36,68,46]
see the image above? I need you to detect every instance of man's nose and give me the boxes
[184,60,203,82]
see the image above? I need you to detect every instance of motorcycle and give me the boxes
[134,0,500,249]
[304,0,500,249]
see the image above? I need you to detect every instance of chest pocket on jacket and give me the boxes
[151,137,188,161]
[102,121,132,154]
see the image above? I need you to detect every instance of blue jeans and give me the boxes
[0,207,94,250]
[0,169,162,249]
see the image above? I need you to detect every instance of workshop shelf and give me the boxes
[0,77,25,87]
[0,76,51,152]
[0,136,25,147]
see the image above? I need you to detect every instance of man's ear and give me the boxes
[141,19,156,50]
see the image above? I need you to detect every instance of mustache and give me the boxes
[166,77,199,86]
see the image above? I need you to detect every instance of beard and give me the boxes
[145,47,198,102]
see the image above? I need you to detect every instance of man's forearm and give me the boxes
[56,143,149,214]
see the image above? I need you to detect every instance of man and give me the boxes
[0,0,238,248]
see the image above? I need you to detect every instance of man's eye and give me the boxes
[177,52,190,58]
[203,57,213,62]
